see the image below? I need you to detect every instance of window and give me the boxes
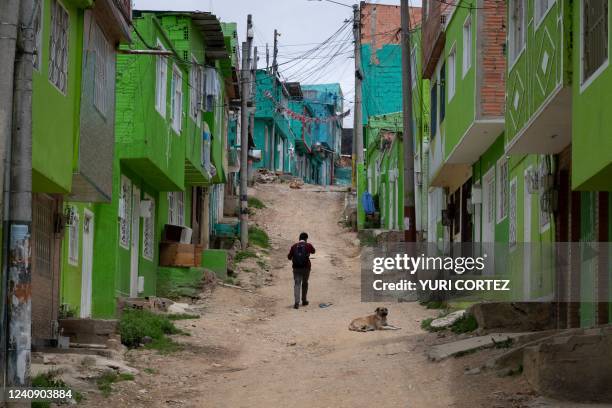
[535,0,555,23]
[496,157,509,223]
[462,16,472,76]
[33,0,43,70]
[189,57,203,123]
[67,206,79,266]
[155,40,168,117]
[142,194,155,261]
[448,47,456,101]
[509,178,517,247]
[440,62,446,122]
[167,192,185,226]
[48,0,69,93]
[430,81,438,139]
[410,46,417,88]
[582,0,609,83]
[119,175,132,249]
[509,0,526,63]
[170,64,183,134]
[93,22,113,117]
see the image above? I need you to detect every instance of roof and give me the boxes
[283,82,303,99]
[135,10,229,60]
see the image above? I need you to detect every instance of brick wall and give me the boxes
[361,2,421,50]
[478,2,506,118]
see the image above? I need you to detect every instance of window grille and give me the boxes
[119,176,131,249]
[142,195,155,261]
[93,22,113,117]
[49,0,69,93]
[583,0,608,81]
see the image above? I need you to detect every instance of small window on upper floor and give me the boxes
[448,47,456,102]
[462,15,472,76]
[582,0,609,85]
[170,64,183,134]
[508,0,526,64]
[93,22,113,118]
[155,40,168,117]
[49,0,69,94]
[535,0,555,25]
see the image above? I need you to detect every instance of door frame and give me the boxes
[130,185,141,297]
[80,209,94,318]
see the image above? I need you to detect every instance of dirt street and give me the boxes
[85,183,535,408]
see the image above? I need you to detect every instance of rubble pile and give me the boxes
[256,169,278,184]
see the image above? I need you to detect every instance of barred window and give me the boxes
[170,64,183,134]
[155,40,168,117]
[167,192,185,226]
[142,194,155,261]
[119,176,132,249]
[67,207,79,266]
[583,0,609,82]
[508,0,526,63]
[33,0,43,70]
[509,178,517,247]
[496,157,509,223]
[49,0,69,93]
[189,57,203,123]
[93,22,113,117]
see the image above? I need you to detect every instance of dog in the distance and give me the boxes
[348,307,401,332]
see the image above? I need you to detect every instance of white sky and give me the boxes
[134,0,422,127]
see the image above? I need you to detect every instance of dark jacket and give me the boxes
[288,241,316,269]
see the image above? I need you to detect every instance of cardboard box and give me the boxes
[159,242,197,267]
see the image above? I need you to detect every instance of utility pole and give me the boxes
[240,15,253,249]
[266,43,270,73]
[401,0,417,242]
[0,0,20,388]
[272,29,279,76]
[249,46,257,184]
[352,4,364,187]
[7,0,34,386]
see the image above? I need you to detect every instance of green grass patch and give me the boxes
[450,314,478,334]
[119,309,183,348]
[256,260,268,270]
[420,318,444,332]
[248,226,270,248]
[248,197,266,209]
[143,368,157,375]
[96,372,135,397]
[166,313,200,321]
[234,250,257,263]
[32,371,84,407]
[144,337,183,354]
[419,300,448,310]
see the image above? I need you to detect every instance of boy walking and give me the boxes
[287,232,316,309]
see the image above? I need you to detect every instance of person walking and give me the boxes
[287,232,316,309]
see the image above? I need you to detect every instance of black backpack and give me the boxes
[292,242,309,268]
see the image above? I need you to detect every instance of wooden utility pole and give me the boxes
[352,4,364,187]
[266,43,270,73]
[240,15,253,249]
[401,0,417,242]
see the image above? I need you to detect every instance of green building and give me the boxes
[31,0,131,344]
[58,10,237,320]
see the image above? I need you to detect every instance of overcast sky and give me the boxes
[134,0,421,127]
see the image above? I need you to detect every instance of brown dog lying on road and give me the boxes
[348,307,401,332]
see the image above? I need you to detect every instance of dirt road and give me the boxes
[86,183,533,408]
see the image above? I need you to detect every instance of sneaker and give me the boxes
[302,301,309,306]
[294,303,299,309]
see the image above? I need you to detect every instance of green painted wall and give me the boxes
[443,5,476,158]
[505,0,570,147]
[33,0,85,193]
[115,14,185,191]
[571,0,612,191]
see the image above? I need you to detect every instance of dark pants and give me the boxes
[292,268,310,305]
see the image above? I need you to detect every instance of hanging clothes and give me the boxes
[362,192,375,215]
[203,67,220,112]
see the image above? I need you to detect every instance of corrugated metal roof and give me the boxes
[190,12,229,60]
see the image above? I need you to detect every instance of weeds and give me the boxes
[32,371,83,407]
[166,313,200,321]
[420,318,444,332]
[256,260,269,270]
[450,314,478,334]
[248,197,266,209]
[119,309,183,348]
[234,250,257,263]
[419,300,448,310]
[248,226,270,248]
[96,371,135,397]
[144,337,183,354]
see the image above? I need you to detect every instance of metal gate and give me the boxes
[32,193,61,343]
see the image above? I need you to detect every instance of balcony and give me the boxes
[504,0,571,155]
